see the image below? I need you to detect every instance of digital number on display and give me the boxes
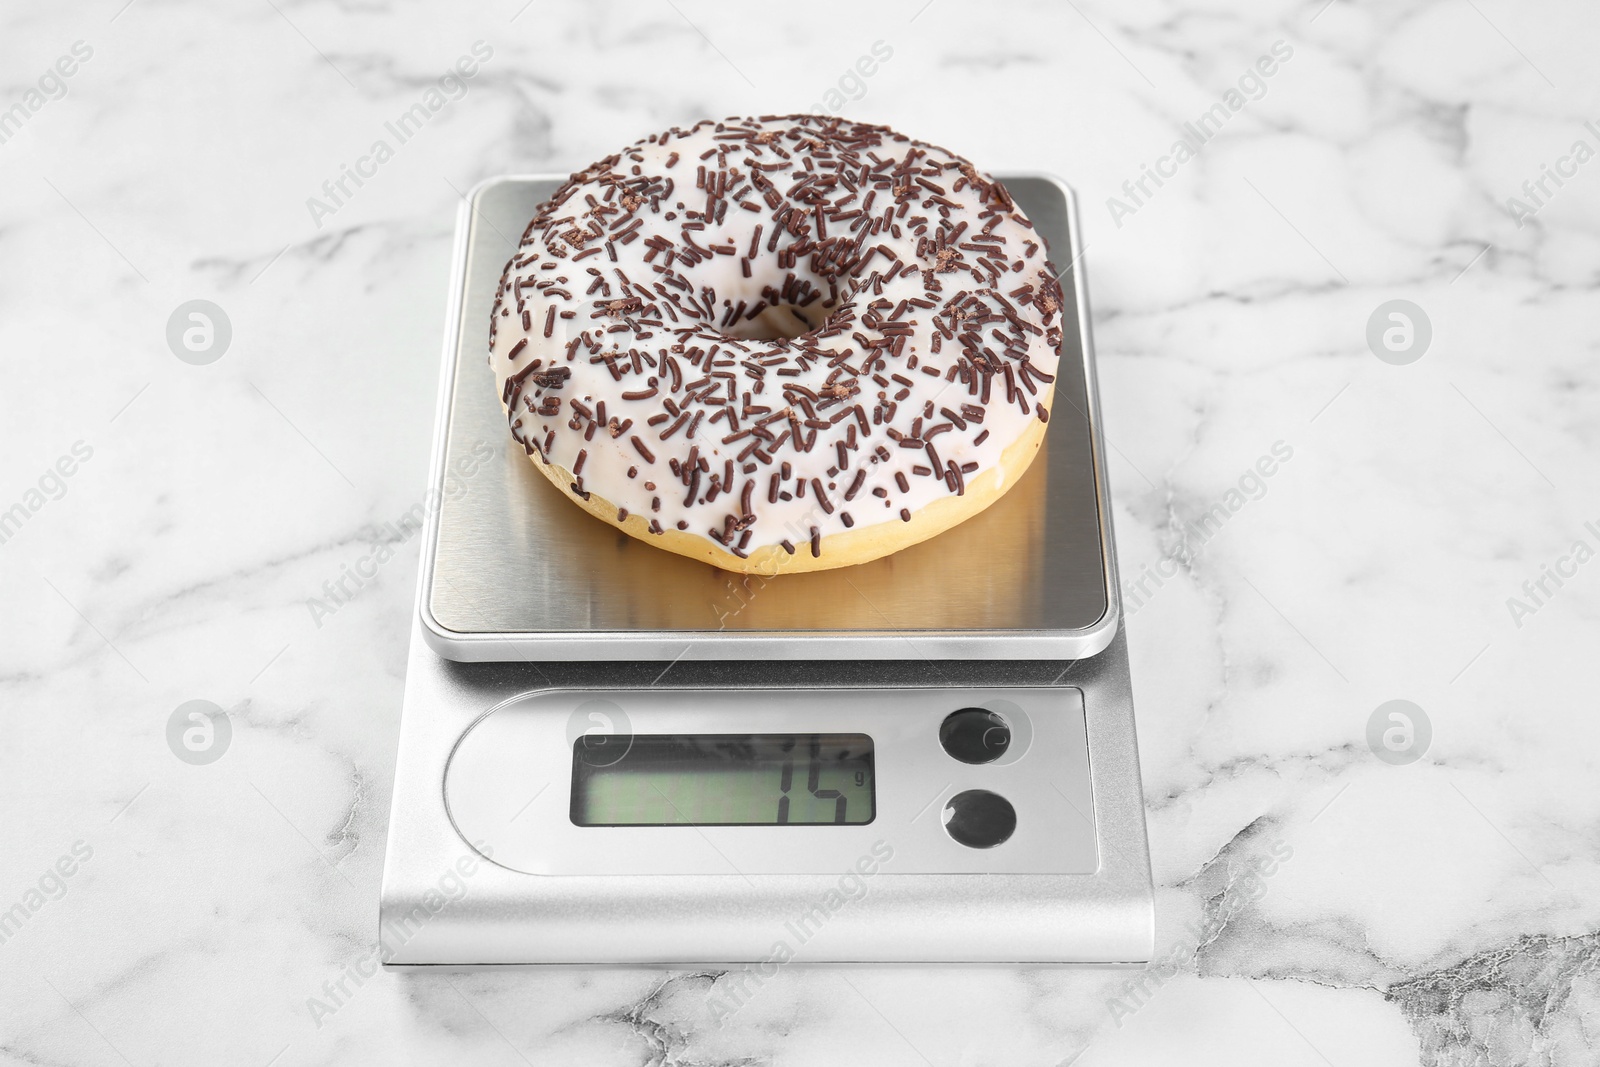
[570,733,875,827]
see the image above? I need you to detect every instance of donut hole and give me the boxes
[710,268,850,342]
[721,301,829,341]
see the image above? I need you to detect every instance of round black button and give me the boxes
[942,789,1017,848]
[939,707,1011,764]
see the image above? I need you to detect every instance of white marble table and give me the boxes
[3,1,1597,1063]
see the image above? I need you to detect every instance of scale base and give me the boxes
[379,620,1154,966]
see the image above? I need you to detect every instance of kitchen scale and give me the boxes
[379,173,1154,965]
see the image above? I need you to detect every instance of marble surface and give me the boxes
[3,0,1598,1063]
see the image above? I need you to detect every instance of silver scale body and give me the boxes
[380,174,1155,965]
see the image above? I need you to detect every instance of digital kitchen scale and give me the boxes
[379,174,1155,965]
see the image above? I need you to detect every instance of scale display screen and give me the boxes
[570,733,875,827]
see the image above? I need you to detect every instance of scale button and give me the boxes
[939,708,1011,764]
[942,789,1016,849]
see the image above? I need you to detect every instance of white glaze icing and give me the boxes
[488,116,1064,560]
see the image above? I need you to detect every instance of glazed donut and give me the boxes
[489,115,1065,574]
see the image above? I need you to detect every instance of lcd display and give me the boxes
[570,733,875,826]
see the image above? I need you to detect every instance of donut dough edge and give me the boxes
[502,382,1054,575]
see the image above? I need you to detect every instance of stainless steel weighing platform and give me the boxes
[379,174,1155,965]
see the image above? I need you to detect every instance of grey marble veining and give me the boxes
[2,0,1597,1064]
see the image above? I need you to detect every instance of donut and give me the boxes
[489,115,1066,574]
